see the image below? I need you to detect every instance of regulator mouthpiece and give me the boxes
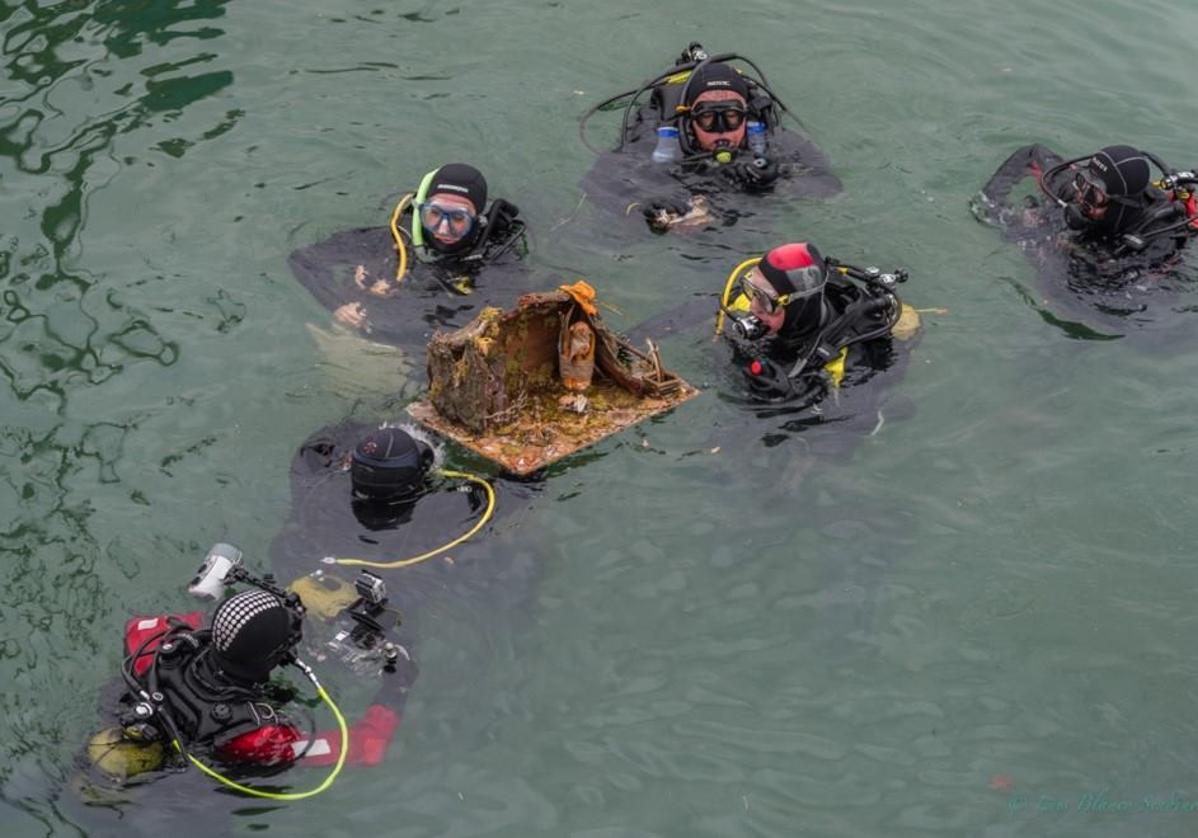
[1064,203,1090,231]
[730,313,768,341]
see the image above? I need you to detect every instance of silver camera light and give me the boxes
[187,543,244,599]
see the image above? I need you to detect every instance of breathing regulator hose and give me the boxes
[327,469,496,571]
[174,658,349,801]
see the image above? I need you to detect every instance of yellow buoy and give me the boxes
[87,727,164,780]
[892,303,922,341]
[289,571,358,621]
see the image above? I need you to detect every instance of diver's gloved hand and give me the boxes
[642,196,689,233]
[729,157,780,192]
[978,143,1064,216]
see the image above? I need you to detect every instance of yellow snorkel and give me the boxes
[715,256,761,336]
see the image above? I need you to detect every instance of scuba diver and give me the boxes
[269,422,500,582]
[267,418,539,677]
[81,422,518,813]
[716,242,918,406]
[288,162,531,350]
[85,566,415,797]
[578,43,841,235]
[973,143,1198,282]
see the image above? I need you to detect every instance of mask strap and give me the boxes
[411,168,438,248]
[1038,155,1091,207]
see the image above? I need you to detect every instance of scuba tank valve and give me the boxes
[1158,171,1198,190]
[856,266,908,289]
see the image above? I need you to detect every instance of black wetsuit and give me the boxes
[726,276,909,408]
[71,420,536,830]
[75,607,391,836]
[268,420,540,619]
[287,211,533,352]
[581,125,840,215]
[580,79,840,235]
[972,145,1198,342]
[977,145,1193,285]
[624,272,916,456]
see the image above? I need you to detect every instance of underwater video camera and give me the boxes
[187,542,306,634]
[346,570,390,639]
[190,543,400,677]
[289,567,402,677]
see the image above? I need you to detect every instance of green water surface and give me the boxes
[4,1,1198,835]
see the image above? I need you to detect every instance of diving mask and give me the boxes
[419,201,477,241]
[739,274,782,313]
[1071,171,1113,218]
[739,267,824,314]
[691,102,747,134]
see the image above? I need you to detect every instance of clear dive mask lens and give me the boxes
[691,104,747,133]
[1072,172,1109,212]
[419,202,476,238]
[1070,170,1139,213]
[739,275,781,313]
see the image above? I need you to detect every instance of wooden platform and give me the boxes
[408,380,698,475]
[407,286,700,475]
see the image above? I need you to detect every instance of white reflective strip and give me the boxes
[295,738,332,758]
[137,618,159,631]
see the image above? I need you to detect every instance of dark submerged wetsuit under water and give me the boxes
[67,418,543,833]
[627,265,920,463]
[578,49,841,239]
[269,420,543,634]
[580,126,841,230]
[973,143,1198,343]
[721,273,919,454]
[288,209,534,352]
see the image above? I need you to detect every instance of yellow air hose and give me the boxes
[714,256,761,336]
[389,193,413,283]
[175,660,348,801]
[329,469,496,571]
